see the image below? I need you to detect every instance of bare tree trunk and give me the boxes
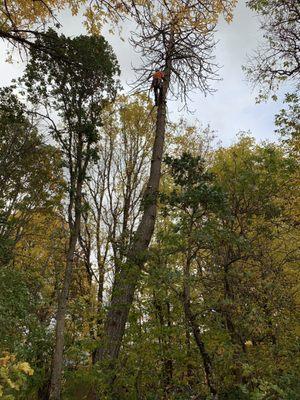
[49,227,80,399]
[93,54,173,374]
[183,254,218,399]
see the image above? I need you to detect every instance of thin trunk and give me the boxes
[49,222,80,399]
[48,203,82,400]
[96,229,105,305]
[164,301,173,393]
[183,255,218,399]
[91,228,107,364]
[93,49,173,373]
[49,133,85,399]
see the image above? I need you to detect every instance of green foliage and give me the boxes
[0,268,30,350]
[275,92,300,157]
[0,87,64,266]
[164,152,226,215]
[0,353,34,399]
[21,29,119,153]
[120,135,300,400]
[1,41,299,399]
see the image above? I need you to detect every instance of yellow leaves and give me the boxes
[1,0,237,45]
[0,353,34,398]
[0,354,13,367]
[16,363,34,376]
[83,4,104,35]
[1,0,237,33]
[0,353,34,375]
[103,93,154,144]
[6,378,19,391]
[1,1,64,29]
[225,11,234,23]
[245,340,253,347]
[157,0,237,34]
[1,1,88,39]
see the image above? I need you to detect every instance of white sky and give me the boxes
[0,0,287,146]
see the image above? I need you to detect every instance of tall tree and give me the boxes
[93,0,237,392]
[162,152,225,398]
[20,30,119,400]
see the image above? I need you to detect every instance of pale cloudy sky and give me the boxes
[0,0,287,146]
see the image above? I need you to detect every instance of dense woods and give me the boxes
[0,1,299,399]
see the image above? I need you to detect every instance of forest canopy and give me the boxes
[0,1,299,400]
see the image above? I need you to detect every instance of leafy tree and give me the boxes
[162,152,226,398]
[0,87,63,266]
[245,0,300,95]
[20,30,119,400]
[134,134,300,399]
[0,213,68,400]
[94,2,237,390]
[1,95,299,399]
[0,89,68,400]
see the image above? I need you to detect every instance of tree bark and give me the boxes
[48,196,82,400]
[49,133,86,399]
[49,236,79,398]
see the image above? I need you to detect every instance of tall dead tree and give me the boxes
[93,0,237,390]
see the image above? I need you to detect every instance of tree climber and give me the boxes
[151,69,164,106]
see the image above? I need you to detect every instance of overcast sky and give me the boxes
[0,0,287,146]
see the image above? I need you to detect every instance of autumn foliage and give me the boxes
[0,0,299,399]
